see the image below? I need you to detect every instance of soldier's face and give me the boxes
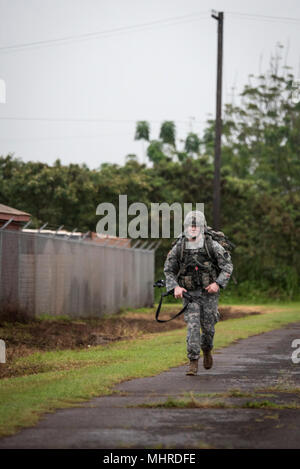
[186,225,201,240]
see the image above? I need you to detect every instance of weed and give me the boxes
[243,400,300,410]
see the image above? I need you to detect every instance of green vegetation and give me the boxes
[136,396,229,409]
[0,303,299,437]
[243,400,300,410]
[134,389,300,411]
[134,395,300,411]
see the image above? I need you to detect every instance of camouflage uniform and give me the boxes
[164,237,233,361]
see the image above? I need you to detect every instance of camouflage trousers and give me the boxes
[183,289,220,360]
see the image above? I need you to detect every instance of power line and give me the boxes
[0,133,135,142]
[227,11,300,23]
[0,11,210,52]
[0,9,299,54]
[0,131,207,142]
[0,116,205,124]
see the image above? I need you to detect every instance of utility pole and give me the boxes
[0,78,5,104]
[211,11,223,231]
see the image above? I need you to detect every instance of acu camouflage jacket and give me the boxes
[163,235,233,293]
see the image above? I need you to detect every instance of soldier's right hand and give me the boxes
[174,286,187,299]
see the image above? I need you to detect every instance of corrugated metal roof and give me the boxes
[0,203,31,217]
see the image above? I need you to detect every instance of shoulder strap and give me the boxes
[204,233,215,261]
[155,290,189,323]
[175,234,185,262]
[155,289,204,323]
[204,233,222,275]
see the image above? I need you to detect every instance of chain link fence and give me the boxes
[0,229,154,319]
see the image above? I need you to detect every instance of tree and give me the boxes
[135,121,150,163]
[146,140,168,165]
[184,132,201,155]
[159,121,176,147]
[125,154,138,162]
[134,121,150,141]
[220,55,300,190]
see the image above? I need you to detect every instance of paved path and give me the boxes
[1,323,300,449]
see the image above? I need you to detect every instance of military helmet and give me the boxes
[184,210,206,229]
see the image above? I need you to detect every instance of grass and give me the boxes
[36,314,73,322]
[0,302,299,438]
[184,390,277,399]
[242,400,300,410]
[134,390,300,410]
[134,397,300,411]
[118,303,182,317]
[135,395,230,409]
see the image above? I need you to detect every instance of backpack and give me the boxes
[203,226,235,260]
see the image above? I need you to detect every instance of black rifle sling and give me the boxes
[155,290,202,323]
[155,293,189,323]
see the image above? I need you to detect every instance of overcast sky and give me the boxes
[0,0,300,169]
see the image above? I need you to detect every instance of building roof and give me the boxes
[0,203,31,222]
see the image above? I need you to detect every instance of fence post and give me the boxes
[0,339,5,363]
[0,217,14,230]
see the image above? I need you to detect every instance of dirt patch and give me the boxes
[0,306,262,379]
[218,305,265,320]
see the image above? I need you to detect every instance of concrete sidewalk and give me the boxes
[0,323,300,449]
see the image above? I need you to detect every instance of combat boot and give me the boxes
[186,359,199,376]
[203,350,213,369]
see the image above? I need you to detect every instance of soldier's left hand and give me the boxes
[205,282,220,294]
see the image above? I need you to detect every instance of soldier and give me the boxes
[163,210,233,376]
